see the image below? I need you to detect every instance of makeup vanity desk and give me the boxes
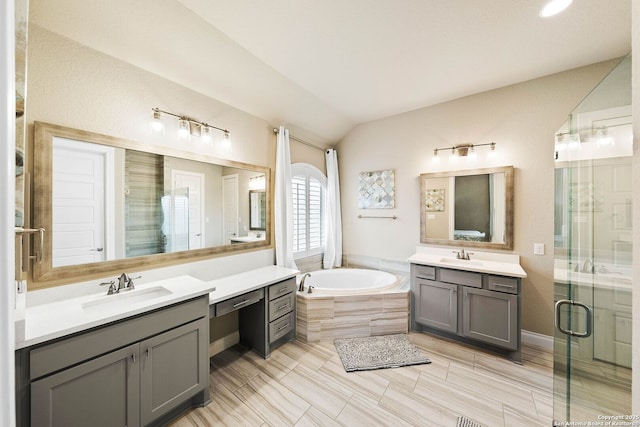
[207,265,299,358]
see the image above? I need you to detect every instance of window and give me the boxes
[291,163,327,259]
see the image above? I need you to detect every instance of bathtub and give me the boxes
[298,268,400,294]
[296,268,410,342]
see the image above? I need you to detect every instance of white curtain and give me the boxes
[323,149,342,269]
[274,126,297,269]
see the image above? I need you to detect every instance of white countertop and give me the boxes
[553,268,632,291]
[16,265,299,350]
[408,247,527,278]
[206,265,299,305]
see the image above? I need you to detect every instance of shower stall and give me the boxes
[553,54,633,422]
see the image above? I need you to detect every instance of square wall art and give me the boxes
[425,189,445,211]
[358,169,395,209]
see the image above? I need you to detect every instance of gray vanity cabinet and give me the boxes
[462,287,517,350]
[411,263,521,362]
[140,317,208,425]
[415,279,457,333]
[31,343,140,427]
[17,296,210,427]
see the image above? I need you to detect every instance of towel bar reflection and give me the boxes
[357,215,398,220]
[15,227,46,263]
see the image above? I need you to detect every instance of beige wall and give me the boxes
[26,25,275,171]
[336,60,620,336]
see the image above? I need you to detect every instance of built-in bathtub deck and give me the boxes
[296,289,409,342]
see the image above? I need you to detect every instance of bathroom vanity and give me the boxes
[15,266,299,427]
[409,247,526,363]
[15,276,215,427]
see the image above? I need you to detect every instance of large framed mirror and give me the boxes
[32,121,271,285]
[420,166,514,250]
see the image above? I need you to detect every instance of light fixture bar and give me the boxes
[433,142,497,157]
[152,107,230,136]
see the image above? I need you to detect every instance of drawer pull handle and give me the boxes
[494,283,514,289]
[233,299,250,308]
[131,353,136,364]
[277,303,289,311]
[277,323,290,332]
[277,287,288,294]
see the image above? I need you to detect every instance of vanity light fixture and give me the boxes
[539,0,573,18]
[432,142,496,159]
[151,107,230,145]
[150,109,165,134]
[177,117,190,140]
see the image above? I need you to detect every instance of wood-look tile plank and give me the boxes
[446,362,539,418]
[336,393,413,427]
[378,383,460,426]
[318,359,390,401]
[295,407,343,427]
[414,371,506,427]
[168,383,264,427]
[234,372,310,426]
[279,364,353,418]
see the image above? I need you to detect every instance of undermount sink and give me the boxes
[82,286,172,311]
[439,257,485,267]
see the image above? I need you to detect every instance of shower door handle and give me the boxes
[554,299,593,338]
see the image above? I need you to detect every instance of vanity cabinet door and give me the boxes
[415,279,458,333]
[462,287,517,350]
[140,318,208,426]
[31,343,140,427]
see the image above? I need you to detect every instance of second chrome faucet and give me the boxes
[298,273,311,292]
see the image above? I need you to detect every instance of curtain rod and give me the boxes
[272,128,331,152]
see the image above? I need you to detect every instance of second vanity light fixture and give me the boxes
[151,107,230,146]
[433,142,496,160]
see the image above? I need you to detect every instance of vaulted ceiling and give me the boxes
[30,0,631,147]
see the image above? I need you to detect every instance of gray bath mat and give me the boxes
[456,416,482,427]
[334,334,431,372]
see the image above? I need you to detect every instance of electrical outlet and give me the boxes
[533,243,545,256]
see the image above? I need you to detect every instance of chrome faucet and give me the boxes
[298,273,311,292]
[117,273,141,292]
[453,249,472,260]
[580,259,594,274]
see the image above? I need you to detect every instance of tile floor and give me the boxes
[170,332,554,426]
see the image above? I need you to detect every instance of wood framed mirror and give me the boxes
[32,121,271,287]
[420,166,514,250]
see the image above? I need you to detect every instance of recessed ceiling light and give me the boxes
[539,0,573,17]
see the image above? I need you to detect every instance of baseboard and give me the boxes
[209,331,240,357]
[522,330,553,351]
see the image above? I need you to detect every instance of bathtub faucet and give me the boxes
[298,273,311,292]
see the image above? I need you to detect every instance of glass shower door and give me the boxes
[553,54,632,424]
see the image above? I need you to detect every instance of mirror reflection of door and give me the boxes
[171,170,204,250]
[249,190,266,230]
[223,174,239,243]
[52,138,114,267]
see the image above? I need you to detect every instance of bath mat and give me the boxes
[456,416,483,427]
[334,334,431,372]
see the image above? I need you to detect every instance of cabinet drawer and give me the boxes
[488,275,518,294]
[269,278,296,301]
[439,268,482,288]
[269,293,294,322]
[214,288,264,317]
[269,312,294,343]
[414,265,436,280]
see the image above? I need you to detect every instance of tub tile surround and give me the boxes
[297,287,410,342]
